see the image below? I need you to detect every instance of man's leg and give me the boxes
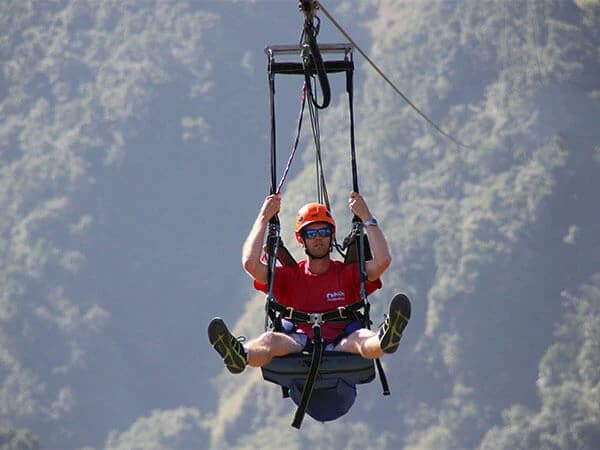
[209,320,303,372]
[334,294,411,358]
[334,328,384,359]
[246,331,303,367]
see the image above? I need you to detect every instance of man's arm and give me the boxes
[348,191,392,281]
[241,194,281,285]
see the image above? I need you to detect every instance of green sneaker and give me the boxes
[208,318,247,374]
[378,294,411,354]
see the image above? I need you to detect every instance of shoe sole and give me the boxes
[380,294,411,354]
[208,318,246,374]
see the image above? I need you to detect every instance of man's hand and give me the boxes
[260,193,281,222]
[348,191,373,222]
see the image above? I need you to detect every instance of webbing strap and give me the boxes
[292,326,324,429]
[268,299,366,325]
[265,60,280,323]
[346,60,359,194]
[268,69,277,195]
[375,358,390,396]
[353,222,389,395]
[265,222,280,331]
[301,13,330,109]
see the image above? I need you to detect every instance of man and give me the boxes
[208,191,410,374]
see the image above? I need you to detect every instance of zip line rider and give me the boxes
[208,191,409,373]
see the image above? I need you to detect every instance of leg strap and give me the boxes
[375,358,390,395]
[292,329,324,429]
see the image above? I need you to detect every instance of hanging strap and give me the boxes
[265,59,282,330]
[351,211,390,396]
[344,64,390,396]
[305,79,329,205]
[300,1,330,109]
[292,323,324,429]
[343,65,372,263]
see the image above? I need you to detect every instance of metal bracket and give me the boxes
[308,312,323,325]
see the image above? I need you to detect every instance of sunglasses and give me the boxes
[302,227,333,239]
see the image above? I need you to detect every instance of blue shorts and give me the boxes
[281,319,363,352]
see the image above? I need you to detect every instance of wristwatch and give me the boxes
[363,217,378,227]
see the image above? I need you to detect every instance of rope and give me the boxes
[317,1,473,150]
[305,77,330,207]
[276,84,307,194]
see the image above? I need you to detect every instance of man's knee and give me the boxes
[253,330,277,347]
[335,328,376,351]
[254,330,290,348]
[348,328,376,341]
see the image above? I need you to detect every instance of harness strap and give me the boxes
[292,325,324,429]
[352,222,390,396]
[301,11,330,110]
[268,299,367,325]
[277,243,297,267]
[375,358,391,396]
[343,221,372,264]
[267,235,297,267]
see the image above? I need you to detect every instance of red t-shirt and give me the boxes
[254,260,382,340]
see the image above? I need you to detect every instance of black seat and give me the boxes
[262,351,375,389]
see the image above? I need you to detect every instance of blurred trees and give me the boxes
[1,0,598,448]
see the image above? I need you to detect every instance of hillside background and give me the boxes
[1,1,599,449]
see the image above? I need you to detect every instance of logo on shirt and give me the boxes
[326,290,345,302]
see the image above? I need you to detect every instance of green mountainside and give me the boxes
[1,1,598,449]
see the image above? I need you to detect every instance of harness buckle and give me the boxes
[308,312,323,325]
[337,306,347,319]
[285,307,295,320]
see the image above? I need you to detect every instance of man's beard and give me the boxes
[305,243,331,260]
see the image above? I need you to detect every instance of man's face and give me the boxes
[301,222,333,259]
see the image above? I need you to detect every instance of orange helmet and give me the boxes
[295,203,336,238]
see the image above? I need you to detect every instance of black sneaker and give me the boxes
[208,318,247,374]
[378,294,411,354]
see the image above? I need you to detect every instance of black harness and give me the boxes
[267,298,367,330]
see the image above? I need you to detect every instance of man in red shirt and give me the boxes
[209,191,409,374]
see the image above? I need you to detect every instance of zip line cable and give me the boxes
[317,1,473,150]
